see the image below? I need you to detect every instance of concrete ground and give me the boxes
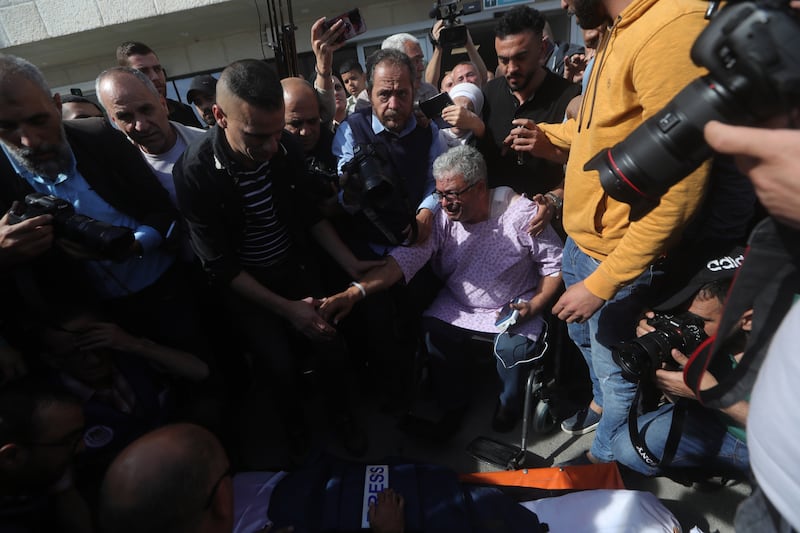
[236,359,749,533]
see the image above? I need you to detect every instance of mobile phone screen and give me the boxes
[495,301,517,328]
[324,8,367,44]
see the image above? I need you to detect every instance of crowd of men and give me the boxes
[0,0,798,531]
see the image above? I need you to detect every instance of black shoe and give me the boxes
[335,414,368,458]
[491,401,520,433]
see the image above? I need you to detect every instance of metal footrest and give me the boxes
[467,436,527,470]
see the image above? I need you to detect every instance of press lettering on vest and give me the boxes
[362,465,389,528]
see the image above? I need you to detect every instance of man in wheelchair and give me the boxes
[321,145,563,439]
[610,245,751,478]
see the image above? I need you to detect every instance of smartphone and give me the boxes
[495,298,525,332]
[419,92,455,129]
[323,8,367,44]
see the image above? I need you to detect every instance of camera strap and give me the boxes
[627,384,687,469]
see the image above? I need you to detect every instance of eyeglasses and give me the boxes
[203,464,232,509]
[432,181,478,202]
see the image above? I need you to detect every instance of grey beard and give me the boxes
[1,124,72,181]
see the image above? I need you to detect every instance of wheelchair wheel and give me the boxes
[531,400,557,434]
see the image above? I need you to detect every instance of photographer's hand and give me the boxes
[636,310,656,337]
[339,170,364,210]
[0,211,53,267]
[655,350,697,401]
[705,121,800,229]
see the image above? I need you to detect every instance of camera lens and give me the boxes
[586,77,738,217]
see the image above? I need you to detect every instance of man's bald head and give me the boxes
[281,77,321,153]
[99,423,232,533]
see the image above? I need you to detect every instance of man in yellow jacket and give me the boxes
[518,0,711,464]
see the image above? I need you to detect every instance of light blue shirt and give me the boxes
[2,145,174,298]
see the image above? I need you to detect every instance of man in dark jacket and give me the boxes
[173,59,371,458]
[0,53,198,353]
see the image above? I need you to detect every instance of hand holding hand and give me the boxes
[287,297,336,341]
[319,289,360,325]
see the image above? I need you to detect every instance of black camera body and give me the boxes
[612,312,708,383]
[342,144,417,246]
[8,193,135,261]
[305,156,339,200]
[431,0,468,49]
[587,1,800,217]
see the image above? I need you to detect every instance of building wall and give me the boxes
[0,0,568,96]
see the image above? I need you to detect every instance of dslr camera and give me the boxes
[342,144,417,245]
[612,312,708,383]
[430,0,468,49]
[586,1,800,218]
[8,193,135,261]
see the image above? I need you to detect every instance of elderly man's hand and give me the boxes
[319,288,361,325]
[286,297,337,341]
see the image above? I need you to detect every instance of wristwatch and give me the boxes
[544,192,563,214]
[428,30,439,48]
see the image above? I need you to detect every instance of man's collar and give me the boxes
[1,143,77,186]
[211,125,284,177]
[370,112,418,137]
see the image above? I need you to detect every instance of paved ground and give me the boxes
[236,360,749,533]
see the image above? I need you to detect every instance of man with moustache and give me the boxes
[322,146,563,437]
[479,5,580,204]
[523,0,711,465]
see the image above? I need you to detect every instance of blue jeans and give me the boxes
[611,402,750,476]
[561,237,657,461]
